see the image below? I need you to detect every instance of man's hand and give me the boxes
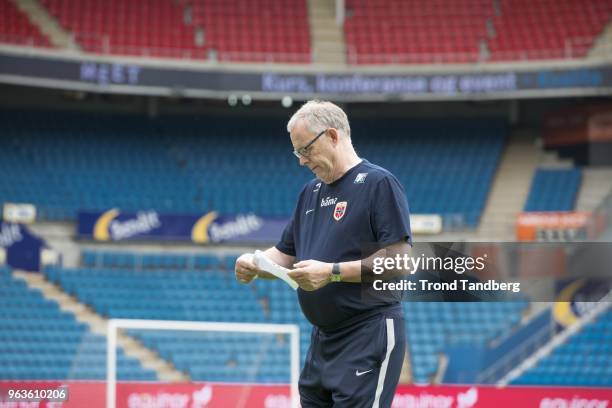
[234,253,258,284]
[287,260,333,291]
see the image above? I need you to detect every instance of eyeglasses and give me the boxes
[293,129,328,159]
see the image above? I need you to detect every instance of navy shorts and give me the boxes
[299,306,405,408]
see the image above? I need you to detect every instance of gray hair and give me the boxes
[287,100,351,138]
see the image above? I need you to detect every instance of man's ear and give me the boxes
[328,128,340,145]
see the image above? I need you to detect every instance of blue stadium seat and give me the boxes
[405,300,529,383]
[524,168,582,211]
[44,259,313,383]
[0,266,156,381]
[0,113,506,227]
[511,310,612,387]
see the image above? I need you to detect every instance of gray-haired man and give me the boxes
[235,100,412,407]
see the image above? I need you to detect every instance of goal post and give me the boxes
[106,319,300,408]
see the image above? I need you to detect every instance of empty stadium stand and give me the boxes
[183,0,311,63]
[136,331,293,382]
[511,309,612,387]
[344,0,612,64]
[524,168,582,211]
[489,0,612,61]
[45,256,312,383]
[81,249,222,271]
[0,0,51,48]
[39,0,310,62]
[3,0,610,64]
[43,250,530,384]
[0,112,307,219]
[0,265,156,380]
[0,112,506,228]
[405,301,528,383]
[2,250,607,385]
[41,0,196,58]
[356,118,506,227]
[345,0,492,64]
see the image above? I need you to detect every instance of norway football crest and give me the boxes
[333,201,347,221]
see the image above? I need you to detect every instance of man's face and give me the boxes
[290,121,335,183]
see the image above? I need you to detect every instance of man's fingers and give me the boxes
[236,259,256,271]
[235,263,257,282]
[287,269,305,279]
[288,269,317,291]
[293,260,312,268]
[234,253,260,285]
[236,272,255,284]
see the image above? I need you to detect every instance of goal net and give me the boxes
[106,319,300,408]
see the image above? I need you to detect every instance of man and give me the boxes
[235,100,412,407]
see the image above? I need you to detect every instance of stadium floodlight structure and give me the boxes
[106,319,300,408]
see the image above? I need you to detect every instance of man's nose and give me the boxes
[299,156,308,166]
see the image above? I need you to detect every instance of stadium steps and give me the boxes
[28,221,80,267]
[12,0,79,50]
[575,167,612,211]
[477,130,539,240]
[13,270,189,382]
[588,19,612,60]
[307,0,345,64]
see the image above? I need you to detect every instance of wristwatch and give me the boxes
[330,263,342,282]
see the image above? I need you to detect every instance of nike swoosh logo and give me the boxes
[305,209,314,215]
[355,369,373,376]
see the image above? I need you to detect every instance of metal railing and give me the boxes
[71,32,311,63]
[488,37,601,62]
[497,289,612,386]
[2,33,608,65]
[583,187,612,241]
[346,36,608,65]
[475,307,555,384]
[0,34,48,47]
[347,49,480,65]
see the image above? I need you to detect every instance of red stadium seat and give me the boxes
[37,0,310,63]
[345,0,491,64]
[488,0,612,61]
[6,0,609,64]
[40,0,193,57]
[0,0,51,48]
[345,0,612,64]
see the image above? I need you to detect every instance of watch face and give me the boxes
[331,264,341,282]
